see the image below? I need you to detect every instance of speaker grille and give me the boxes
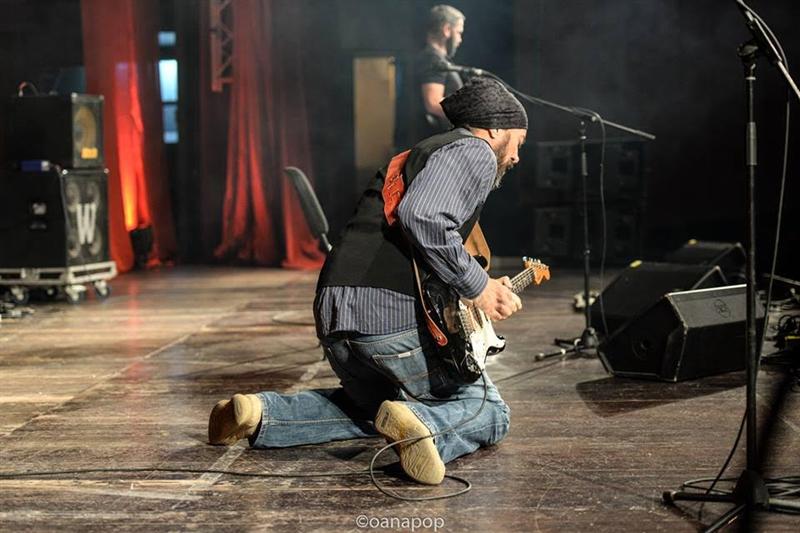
[599,285,764,381]
[72,102,102,165]
[6,94,104,168]
[0,168,109,269]
[63,171,107,265]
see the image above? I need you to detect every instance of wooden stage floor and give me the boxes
[0,267,797,531]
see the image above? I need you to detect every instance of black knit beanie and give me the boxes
[441,77,528,129]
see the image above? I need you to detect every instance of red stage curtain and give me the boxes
[214,0,325,269]
[81,0,177,272]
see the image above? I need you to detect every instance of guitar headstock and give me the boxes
[522,257,551,285]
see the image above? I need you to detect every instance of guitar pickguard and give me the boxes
[420,257,550,383]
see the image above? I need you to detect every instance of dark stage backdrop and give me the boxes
[226,0,795,275]
[0,1,83,98]
[2,1,794,276]
[512,0,799,275]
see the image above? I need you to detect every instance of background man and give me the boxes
[412,4,467,141]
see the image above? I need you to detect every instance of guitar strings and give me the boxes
[511,269,533,292]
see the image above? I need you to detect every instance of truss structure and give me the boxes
[209,0,233,92]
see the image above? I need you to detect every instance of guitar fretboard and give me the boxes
[510,263,546,294]
[510,271,532,293]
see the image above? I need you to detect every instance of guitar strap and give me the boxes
[381,148,490,348]
[410,252,450,347]
[380,150,450,347]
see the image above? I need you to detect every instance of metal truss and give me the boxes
[209,0,233,92]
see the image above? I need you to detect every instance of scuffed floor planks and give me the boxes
[0,266,797,531]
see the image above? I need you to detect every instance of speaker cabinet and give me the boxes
[579,205,642,263]
[533,141,574,192]
[0,168,109,268]
[591,261,727,335]
[6,93,104,169]
[665,240,746,284]
[526,138,646,202]
[485,137,647,262]
[532,207,573,257]
[598,285,765,381]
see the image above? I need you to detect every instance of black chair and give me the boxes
[283,166,332,254]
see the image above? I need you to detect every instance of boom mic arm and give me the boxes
[432,58,486,77]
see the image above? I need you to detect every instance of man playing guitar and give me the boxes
[209,79,535,486]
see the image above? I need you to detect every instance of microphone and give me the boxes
[735,0,784,65]
[433,58,486,77]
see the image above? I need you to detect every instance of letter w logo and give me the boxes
[76,202,97,245]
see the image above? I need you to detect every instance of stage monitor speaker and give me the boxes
[664,240,746,284]
[0,168,109,268]
[590,261,727,335]
[6,93,104,169]
[598,285,764,381]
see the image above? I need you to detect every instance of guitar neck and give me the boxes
[510,268,537,294]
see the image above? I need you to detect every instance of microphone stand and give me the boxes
[464,70,656,361]
[661,2,800,530]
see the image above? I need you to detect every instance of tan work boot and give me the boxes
[374,400,445,485]
[208,393,262,445]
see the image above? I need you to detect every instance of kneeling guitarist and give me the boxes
[208,78,543,486]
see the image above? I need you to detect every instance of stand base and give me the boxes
[580,327,599,348]
[662,469,769,533]
[537,327,599,361]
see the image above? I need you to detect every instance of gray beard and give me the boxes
[491,140,511,189]
[493,166,508,190]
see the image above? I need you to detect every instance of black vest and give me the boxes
[317,129,486,297]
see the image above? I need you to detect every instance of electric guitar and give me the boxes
[422,257,551,383]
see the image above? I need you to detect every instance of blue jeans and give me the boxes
[249,328,510,464]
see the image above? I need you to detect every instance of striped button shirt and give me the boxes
[315,130,497,338]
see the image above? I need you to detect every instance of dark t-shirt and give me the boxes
[411,46,464,141]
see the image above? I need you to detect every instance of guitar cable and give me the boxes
[367,370,490,501]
